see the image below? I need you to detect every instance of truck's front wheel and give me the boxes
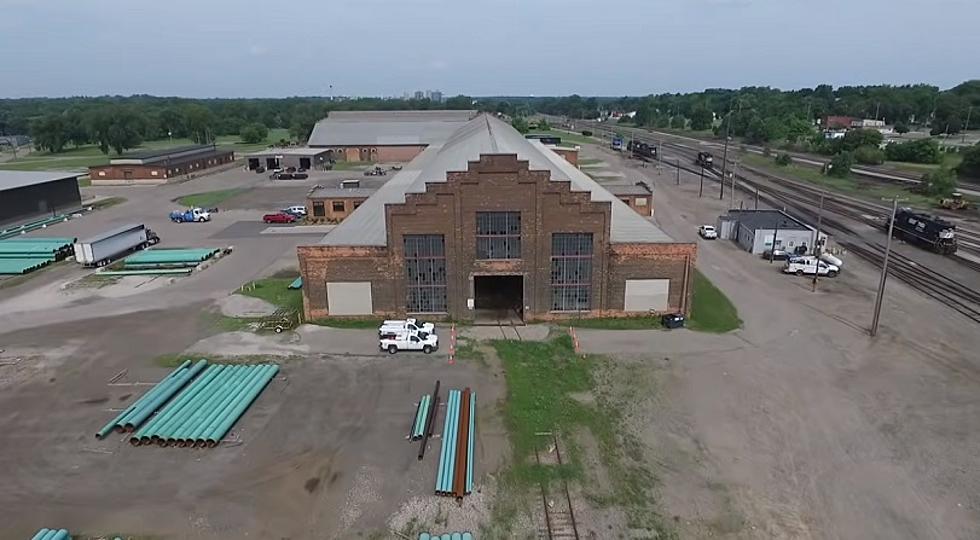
[423,345,432,354]
[387,345,397,354]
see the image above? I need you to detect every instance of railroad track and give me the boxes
[535,433,579,540]
[587,124,980,324]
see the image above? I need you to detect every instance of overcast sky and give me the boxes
[1,0,976,98]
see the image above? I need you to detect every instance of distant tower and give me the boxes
[430,90,443,103]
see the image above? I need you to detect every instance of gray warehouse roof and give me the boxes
[246,147,331,157]
[727,209,811,231]
[307,110,478,147]
[0,170,82,192]
[317,114,674,247]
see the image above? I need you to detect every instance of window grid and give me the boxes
[475,212,521,259]
[551,233,593,311]
[404,235,447,313]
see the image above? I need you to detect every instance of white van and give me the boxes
[379,332,439,354]
[783,258,840,277]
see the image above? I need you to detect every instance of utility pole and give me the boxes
[729,160,738,209]
[754,187,759,209]
[874,102,881,121]
[720,110,732,193]
[870,197,900,337]
[811,192,825,292]
[676,159,680,185]
[769,221,779,264]
[698,165,705,198]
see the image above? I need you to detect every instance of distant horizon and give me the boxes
[1,78,976,101]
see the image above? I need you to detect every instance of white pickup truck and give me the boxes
[379,332,439,354]
[378,318,435,336]
[783,258,840,277]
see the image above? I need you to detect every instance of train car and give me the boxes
[696,151,714,168]
[889,208,957,254]
[632,142,657,160]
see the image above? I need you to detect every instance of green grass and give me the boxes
[881,153,961,176]
[331,160,371,170]
[91,196,126,210]
[0,128,291,173]
[175,188,245,208]
[238,275,304,313]
[688,270,741,333]
[488,336,676,536]
[567,316,665,330]
[454,336,487,365]
[309,317,386,328]
[741,153,936,207]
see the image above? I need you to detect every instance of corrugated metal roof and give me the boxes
[245,147,331,157]
[603,183,652,196]
[0,171,81,192]
[317,114,674,247]
[76,223,145,245]
[307,110,477,147]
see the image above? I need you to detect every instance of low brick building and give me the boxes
[604,182,653,217]
[89,145,234,185]
[298,115,696,322]
[307,110,477,163]
[306,187,376,222]
[246,147,333,171]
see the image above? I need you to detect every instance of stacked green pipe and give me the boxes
[435,390,461,495]
[114,247,220,275]
[466,392,476,494]
[411,394,431,440]
[130,363,278,448]
[0,237,76,274]
[95,360,205,438]
[29,528,70,540]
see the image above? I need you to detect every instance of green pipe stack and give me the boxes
[0,214,71,240]
[410,394,431,440]
[30,529,70,540]
[0,237,76,275]
[110,247,221,275]
[95,359,278,449]
[130,362,278,448]
[434,388,476,497]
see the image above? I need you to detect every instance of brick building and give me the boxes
[306,187,376,222]
[604,183,653,217]
[307,110,477,163]
[297,115,696,322]
[89,145,234,185]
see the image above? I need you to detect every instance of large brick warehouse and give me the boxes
[297,114,696,322]
[307,110,477,162]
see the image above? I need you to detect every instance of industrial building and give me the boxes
[0,171,82,226]
[604,183,653,217]
[298,114,696,322]
[306,186,377,222]
[717,209,825,255]
[245,147,334,171]
[307,110,478,162]
[88,145,235,185]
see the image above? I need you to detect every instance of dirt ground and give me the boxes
[579,144,980,539]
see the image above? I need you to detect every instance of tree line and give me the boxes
[0,95,477,155]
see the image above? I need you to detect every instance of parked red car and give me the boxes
[262,212,297,224]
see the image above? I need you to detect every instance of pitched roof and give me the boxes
[0,170,81,192]
[316,114,673,247]
[307,110,478,147]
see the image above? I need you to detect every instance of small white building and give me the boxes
[717,209,827,255]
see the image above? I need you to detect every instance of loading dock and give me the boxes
[473,274,524,323]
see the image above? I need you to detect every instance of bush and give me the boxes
[511,117,529,134]
[854,145,885,165]
[538,118,550,130]
[826,151,854,178]
[239,122,268,144]
[762,146,772,157]
[957,143,980,179]
[840,128,884,152]
[775,153,793,166]
[920,167,958,197]
[894,121,910,134]
[581,130,592,136]
[884,138,941,164]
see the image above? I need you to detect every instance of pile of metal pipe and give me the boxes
[30,529,70,540]
[417,380,440,460]
[418,533,473,540]
[95,359,206,438]
[434,387,476,497]
[410,394,431,440]
[129,363,278,448]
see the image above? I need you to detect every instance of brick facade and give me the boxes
[298,154,696,321]
[306,195,369,222]
[89,150,235,185]
[321,145,427,163]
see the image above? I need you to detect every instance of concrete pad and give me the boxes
[460,324,550,341]
[186,331,309,357]
[217,294,277,317]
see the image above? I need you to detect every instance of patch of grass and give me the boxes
[741,152,936,207]
[566,316,665,330]
[331,160,371,171]
[176,188,245,208]
[688,269,741,333]
[153,353,290,367]
[454,336,487,366]
[490,336,677,536]
[152,353,200,368]
[238,275,303,312]
[77,176,91,187]
[90,196,126,210]
[309,317,385,328]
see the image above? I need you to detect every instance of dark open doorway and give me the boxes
[473,274,524,325]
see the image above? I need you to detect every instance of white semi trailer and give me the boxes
[73,223,159,267]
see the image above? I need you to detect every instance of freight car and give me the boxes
[889,208,957,254]
[632,142,657,160]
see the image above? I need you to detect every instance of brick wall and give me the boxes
[306,196,368,222]
[298,153,696,320]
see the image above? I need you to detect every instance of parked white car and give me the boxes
[379,318,435,336]
[698,225,718,239]
[283,205,307,217]
[783,258,840,277]
[379,332,439,354]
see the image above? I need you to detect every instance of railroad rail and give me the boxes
[535,432,579,540]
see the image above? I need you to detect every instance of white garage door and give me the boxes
[327,282,373,315]
[624,279,670,312]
